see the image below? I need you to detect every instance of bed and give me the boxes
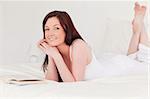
[0,17,149,98]
[0,54,149,98]
[1,1,150,98]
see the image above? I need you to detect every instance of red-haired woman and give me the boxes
[38,2,149,82]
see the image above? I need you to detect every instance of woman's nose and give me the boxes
[46,34,55,39]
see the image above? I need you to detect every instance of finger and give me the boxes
[37,42,43,49]
[37,39,47,47]
[38,39,47,44]
[41,41,49,49]
[38,44,46,52]
[37,40,43,47]
[37,40,44,48]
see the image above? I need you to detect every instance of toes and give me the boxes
[134,2,141,11]
[135,2,140,7]
[141,6,146,15]
[141,5,146,10]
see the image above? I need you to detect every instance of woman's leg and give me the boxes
[127,2,147,55]
[139,20,150,47]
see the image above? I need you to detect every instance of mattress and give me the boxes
[0,55,149,98]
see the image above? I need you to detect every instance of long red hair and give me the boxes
[42,11,84,82]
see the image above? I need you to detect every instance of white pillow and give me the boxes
[0,63,45,80]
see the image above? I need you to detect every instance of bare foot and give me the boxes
[132,2,146,34]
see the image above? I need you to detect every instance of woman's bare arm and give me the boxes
[45,56,59,81]
[38,39,59,81]
[53,39,90,82]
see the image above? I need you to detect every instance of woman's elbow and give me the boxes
[72,76,84,82]
[45,76,59,82]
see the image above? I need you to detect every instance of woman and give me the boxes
[38,10,92,82]
[38,2,149,82]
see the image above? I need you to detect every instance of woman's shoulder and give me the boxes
[71,39,92,64]
[71,39,92,55]
[71,39,89,48]
[72,38,85,44]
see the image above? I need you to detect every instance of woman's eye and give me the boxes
[54,27,60,30]
[44,29,49,31]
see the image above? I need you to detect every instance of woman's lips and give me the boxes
[47,36,57,41]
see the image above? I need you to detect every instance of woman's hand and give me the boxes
[38,39,60,58]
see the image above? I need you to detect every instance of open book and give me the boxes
[5,75,48,86]
[7,79,48,86]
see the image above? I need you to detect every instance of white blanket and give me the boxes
[0,74,148,98]
[0,55,149,98]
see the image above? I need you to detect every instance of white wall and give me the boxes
[0,1,149,65]
[0,3,3,64]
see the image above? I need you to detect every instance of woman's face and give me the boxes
[44,17,66,46]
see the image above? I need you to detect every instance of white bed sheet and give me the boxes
[0,55,149,98]
[0,74,148,98]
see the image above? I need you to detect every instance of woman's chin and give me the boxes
[49,44,57,47]
[47,40,63,47]
[48,42,59,47]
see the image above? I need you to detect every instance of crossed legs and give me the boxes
[127,2,149,55]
